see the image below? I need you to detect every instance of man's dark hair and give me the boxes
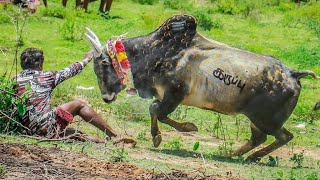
[20,48,44,70]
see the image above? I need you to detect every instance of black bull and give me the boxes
[86,14,319,161]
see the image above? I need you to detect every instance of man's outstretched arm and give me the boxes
[54,50,93,87]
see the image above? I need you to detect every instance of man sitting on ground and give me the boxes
[15,47,135,145]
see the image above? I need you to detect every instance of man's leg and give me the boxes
[58,99,117,138]
[61,127,105,143]
[58,99,136,146]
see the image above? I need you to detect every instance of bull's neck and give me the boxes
[123,36,147,65]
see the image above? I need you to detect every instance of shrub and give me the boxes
[110,147,128,162]
[132,0,158,5]
[0,75,29,134]
[137,129,147,141]
[41,7,67,19]
[192,10,223,31]
[60,12,82,41]
[163,138,183,150]
[290,151,305,168]
[266,156,280,167]
[163,0,191,10]
[216,0,239,15]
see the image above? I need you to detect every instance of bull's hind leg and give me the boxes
[232,123,267,157]
[246,127,293,162]
[149,98,198,147]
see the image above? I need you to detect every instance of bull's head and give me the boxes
[85,28,126,103]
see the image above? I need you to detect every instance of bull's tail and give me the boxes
[291,70,320,80]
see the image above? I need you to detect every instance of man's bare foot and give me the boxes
[113,136,137,148]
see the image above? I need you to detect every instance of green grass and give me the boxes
[0,0,320,179]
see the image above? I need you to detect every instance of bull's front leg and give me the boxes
[149,94,198,147]
[149,100,162,147]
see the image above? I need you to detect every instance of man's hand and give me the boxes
[82,50,94,66]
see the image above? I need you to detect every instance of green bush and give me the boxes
[133,0,158,5]
[192,10,222,31]
[163,138,183,150]
[137,129,147,141]
[163,0,191,10]
[41,7,67,19]
[216,0,239,15]
[290,151,305,168]
[0,75,28,134]
[109,147,128,162]
[60,12,82,41]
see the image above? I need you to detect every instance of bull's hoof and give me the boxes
[178,122,198,132]
[152,134,162,148]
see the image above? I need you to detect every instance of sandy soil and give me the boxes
[0,143,239,180]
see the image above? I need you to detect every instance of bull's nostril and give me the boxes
[101,92,116,103]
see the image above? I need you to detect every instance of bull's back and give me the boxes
[180,47,300,115]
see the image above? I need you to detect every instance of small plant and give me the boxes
[216,0,239,15]
[133,0,158,5]
[266,156,280,167]
[109,147,128,162]
[290,151,305,168]
[163,0,191,10]
[193,141,200,151]
[60,11,82,41]
[163,138,183,150]
[41,7,67,19]
[275,171,284,180]
[192,10,215,31]
[0,164,6,177]
[217,140,234,157]
[172,105,189,121]
[306,172,319,179]
[289,170,297,180]
[137,129,147,141]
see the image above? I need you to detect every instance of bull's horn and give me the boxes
[85,33,102,57]
[85,27,102,47]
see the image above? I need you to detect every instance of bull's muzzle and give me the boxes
[101,92,117,103]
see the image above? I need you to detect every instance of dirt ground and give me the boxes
[0,143,239,180]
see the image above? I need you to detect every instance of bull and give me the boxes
[85,14,319,161]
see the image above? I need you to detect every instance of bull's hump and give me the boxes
[150,14,197,48]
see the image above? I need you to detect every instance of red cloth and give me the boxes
[55,108,73,130]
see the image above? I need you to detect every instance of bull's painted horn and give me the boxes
[85,33,102,56]
[85,27,102,47]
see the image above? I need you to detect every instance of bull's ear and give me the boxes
[101,50,111,65]
[85,33,102,57]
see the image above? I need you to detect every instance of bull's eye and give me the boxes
[101,59,110,65]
